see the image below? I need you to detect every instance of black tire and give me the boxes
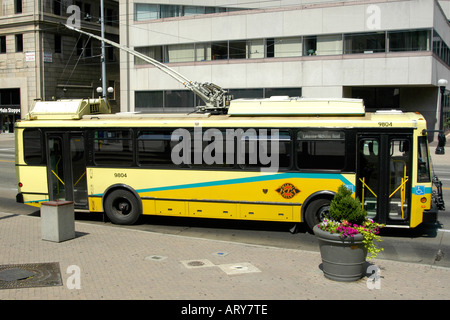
[305,198,331,232]
[104,189,141,225]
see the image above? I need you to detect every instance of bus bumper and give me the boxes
[423,204,438,224]
[16,193,24,204]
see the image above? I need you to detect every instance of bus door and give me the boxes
[357,133,412,226]
[46,132,88,208]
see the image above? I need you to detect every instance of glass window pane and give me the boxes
[229,88,263,99]
[274,37,301,57]
[265,88,302,98]
[195,42,211,61]
[134,46,163,64]
[247,39,264,59]
[184,6,205,16]
[297,130,345,170]
[135,4,158,21]
[165,90,194,108]
[229,40,246,59]
[166,43,195,63]
[389,30,430,52]
[160,5,181,18]
[137,131,174,166]
[316,34,342,55]
[212,41,228,60]
[94,130,133,166]
[135,91,163,111]
[417,136,431,182]
[344,32,385,54]
[23,129,44,165]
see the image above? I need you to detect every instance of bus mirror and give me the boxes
[435,133,446,155]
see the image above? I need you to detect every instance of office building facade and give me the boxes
[0,0,120,132]
[120,0,450,134]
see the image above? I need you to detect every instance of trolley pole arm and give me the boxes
[64,24,230,112]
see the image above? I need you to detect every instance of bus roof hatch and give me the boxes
[26,98,111,120]
[227,97,365,116]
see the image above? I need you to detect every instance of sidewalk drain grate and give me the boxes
[0,262,62,290]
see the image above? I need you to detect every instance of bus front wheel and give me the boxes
[104,189,141,225]
[305,198,330,232]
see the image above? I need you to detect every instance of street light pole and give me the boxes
[100,0,106,98]
[436,78,447,154]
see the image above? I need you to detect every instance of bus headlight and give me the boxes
[420,197,427,203]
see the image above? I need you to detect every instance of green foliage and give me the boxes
[328,185,367,225]
[319,185,384,259]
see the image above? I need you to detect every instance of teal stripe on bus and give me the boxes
[93,172,354,197]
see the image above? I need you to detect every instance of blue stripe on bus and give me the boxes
[126,172,354,196]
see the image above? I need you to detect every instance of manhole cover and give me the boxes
[0,268,35,282]
[188,261,205,267]
[0,263,62,290]
[180,259,215,269]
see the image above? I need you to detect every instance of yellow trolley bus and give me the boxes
[15,97,444,231]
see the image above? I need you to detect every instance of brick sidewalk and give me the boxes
[0,212,448,301]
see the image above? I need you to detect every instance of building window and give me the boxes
[134,3,244,21]
[84,38,92,57]
[344,32,385,54]
[0,36,6,53]
[15,34,23,52]
[53,0,61,15]
[135,46,163,64]
[247,39,264,59]
[76,38,92,57]
[432,30,450,66]
[15,0,22,14]
[229,40,247,59]
[165,43,195,63]
[135,91,164,111]
[84,3,91,21]
[272,37,302,58]
[316,34,343,56]
[211,42,228,60]
[136,88,302,112]
[55,34,62,54]
[351,87,400,110]
[388,30,430,52]
[160,4,182,18]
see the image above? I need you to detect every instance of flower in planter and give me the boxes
[317,185,384,259]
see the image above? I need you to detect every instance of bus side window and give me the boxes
[23,129,45,165]
[93,130,133,166]
[296,130,345,170]
[137,131,174,166]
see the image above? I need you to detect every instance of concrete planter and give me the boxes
[313,225,367,282]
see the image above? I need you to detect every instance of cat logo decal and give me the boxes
[276,183,300,199]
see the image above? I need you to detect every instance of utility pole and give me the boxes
[100,0,106,97]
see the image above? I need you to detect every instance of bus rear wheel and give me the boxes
[104,189,141,225]
[305,198,330,232]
